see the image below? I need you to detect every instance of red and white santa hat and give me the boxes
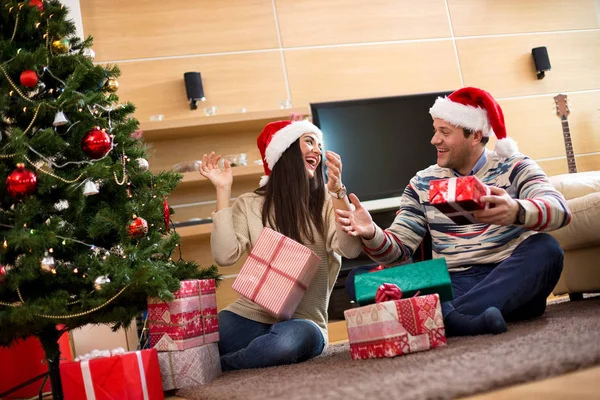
[429,87,518,158]
[256,120,323,186]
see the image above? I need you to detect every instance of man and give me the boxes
[337,87,571,336]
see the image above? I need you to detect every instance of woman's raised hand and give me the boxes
[199,152,233,189]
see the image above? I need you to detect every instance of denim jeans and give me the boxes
[218,310,325,371]
[346,233,563,322]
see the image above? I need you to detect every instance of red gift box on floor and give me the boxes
[344,288,446,360]
[232,227,320,320]
[0,332,72,399]
[60,348,164,400]
[429,176,490,224]
[148,279,219,351]
[157,343,221,390]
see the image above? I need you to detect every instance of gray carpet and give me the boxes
[178,297,600,400]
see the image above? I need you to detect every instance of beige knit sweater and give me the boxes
[211,192,362,343]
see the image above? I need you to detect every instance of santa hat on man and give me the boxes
[429,87,519,158]
[256,119,323,187]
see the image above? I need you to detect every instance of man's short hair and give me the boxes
[463,128,489,145]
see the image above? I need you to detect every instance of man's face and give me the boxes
[430,119,478,172]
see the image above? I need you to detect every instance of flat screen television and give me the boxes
[311,91,453,210]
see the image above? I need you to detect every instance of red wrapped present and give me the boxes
[0,331,72,399]
[157,343,221,390]
[344,284,446,360]
[60,348,164,400]
[232,227,320,320]
[429,176,490,224]
[148,279,219,351]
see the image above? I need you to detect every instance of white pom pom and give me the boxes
[494,137,519,158]
[259,175,269,187]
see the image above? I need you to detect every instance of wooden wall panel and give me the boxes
[113,52,288,122]
[449,0,599,37]
[80,0,279,61]
[497,96,567,160]
[567,92,600,155]
[457,31,600,98]
[275,0,450,47]
[575,154,600,173]
[285,41,461,107]
[536,158,570,177]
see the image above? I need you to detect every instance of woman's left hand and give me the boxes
[325,151,343,193]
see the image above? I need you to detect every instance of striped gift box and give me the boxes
[232,227,320,320]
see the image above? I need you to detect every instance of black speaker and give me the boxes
[532,47,551,80]
[184,72,205,110]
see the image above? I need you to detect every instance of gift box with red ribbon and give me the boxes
[232,227,320,320]
[429,176,490,224]
[344,284,446,360]
[148,279,219,351]
[60,348,164,400]
[157,342,221,390]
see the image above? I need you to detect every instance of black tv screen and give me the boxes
[311,91,452,206]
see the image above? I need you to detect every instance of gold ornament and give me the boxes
[94,275,111,291]
[41,252,55,272]
[105,78,119,92]
[51,38,70,54]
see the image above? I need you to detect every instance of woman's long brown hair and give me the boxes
[255,139,325,244]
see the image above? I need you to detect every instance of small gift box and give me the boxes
[148,279,219,351]
[429,176,490,224]
[158,343,221,390]
[60,348,164,400]
[344,285,446,360]
[354,258,454,306]
[232,227,320,320]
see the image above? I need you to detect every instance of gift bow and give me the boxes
[375,283,421,303]
[74,347,125,362]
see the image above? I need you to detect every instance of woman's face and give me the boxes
[299,132,322,179]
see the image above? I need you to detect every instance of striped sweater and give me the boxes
[363,150,572,270]
[211,193,362,343]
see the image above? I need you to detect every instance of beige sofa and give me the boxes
[548,171,600,300]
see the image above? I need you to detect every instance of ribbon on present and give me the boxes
[77,348,150,400]
[248,235,309,301]
[441,177,491,222]
[374,283,421,303]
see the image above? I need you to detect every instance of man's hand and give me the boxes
[473,186,519,226]
[335,194,376,239]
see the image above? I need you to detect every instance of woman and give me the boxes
[200,119,361,370]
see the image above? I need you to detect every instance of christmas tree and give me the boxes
[0,1,219,397]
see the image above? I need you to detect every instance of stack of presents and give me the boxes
[4,175,484,398]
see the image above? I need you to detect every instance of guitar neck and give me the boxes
[561,119,577,173]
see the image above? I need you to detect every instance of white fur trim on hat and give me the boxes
[429,97,492,137]
[259,175,269,187]
[494,137,519,158]
[264,120,323,170]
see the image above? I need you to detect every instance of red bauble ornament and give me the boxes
[163,197,170,231]
[6,164,37,198]
[81,127,112,159]
[20,70,38,87]
[29,0,44,11]
[0,266,7,283]
[128,217,148,238]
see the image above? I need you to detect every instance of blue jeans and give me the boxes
[346,233,563,322]
[218,310,325,371]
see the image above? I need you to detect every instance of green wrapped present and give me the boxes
[354,258,454,305]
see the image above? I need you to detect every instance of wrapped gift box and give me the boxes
[344,292,446,360]
[354,258,453,306]
[60,348,164,400]
[429,176,490,224]
[232,227,320,320]
[148,279,219,351]
[158,343,221,390]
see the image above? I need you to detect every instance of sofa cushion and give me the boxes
[549,171,600,200]
[549,192,600,251]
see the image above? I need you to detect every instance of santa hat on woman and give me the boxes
[256,120,323,187]
[429,87,519,158]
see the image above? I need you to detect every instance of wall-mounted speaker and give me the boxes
[184,72,206,110]
[532,47,551,80]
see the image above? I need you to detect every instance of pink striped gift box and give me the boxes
[232,227,320,320]
[148,279,219,351]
